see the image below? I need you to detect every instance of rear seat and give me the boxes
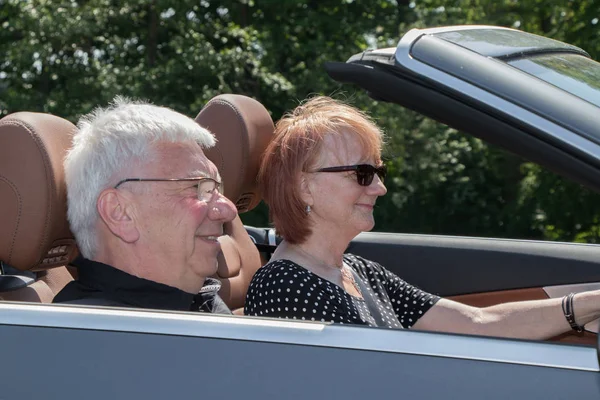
[196,94,275,314]
[0,112,78,302]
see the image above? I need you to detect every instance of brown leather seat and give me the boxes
[0,112,78,302]
[196,94,274,314]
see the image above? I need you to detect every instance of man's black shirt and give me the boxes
[53,257,231,314]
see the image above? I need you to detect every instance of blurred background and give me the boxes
[2,0,600,242]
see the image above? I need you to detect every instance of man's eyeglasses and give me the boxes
[314,164,387,186]
[114,177,223,202]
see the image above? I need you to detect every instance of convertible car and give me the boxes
[2,25,600,398]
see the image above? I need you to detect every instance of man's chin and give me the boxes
[190,260,219,280]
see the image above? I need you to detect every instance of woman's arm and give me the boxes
[412,290,600,339]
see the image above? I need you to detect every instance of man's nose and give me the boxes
[208,194,238,222]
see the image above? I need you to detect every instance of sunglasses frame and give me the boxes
[314,164,387,186]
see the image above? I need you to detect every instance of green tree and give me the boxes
[2,0,600,242]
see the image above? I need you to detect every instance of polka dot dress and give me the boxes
[244,253,440,329]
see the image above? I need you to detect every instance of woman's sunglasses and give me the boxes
[314,164,387,186]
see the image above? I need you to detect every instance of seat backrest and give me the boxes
[196,95,274,314]
[0,267,74,303]
[0,112,78,302]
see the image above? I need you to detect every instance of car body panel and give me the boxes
[1,302,599,399]
[5,324,599,399]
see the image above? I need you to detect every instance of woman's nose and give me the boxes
[367,175,387,196]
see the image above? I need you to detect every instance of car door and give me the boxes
[2,301,599,399]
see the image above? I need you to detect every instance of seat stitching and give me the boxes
[0,176,22,264]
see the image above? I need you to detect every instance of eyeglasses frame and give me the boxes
[113,177,223,201]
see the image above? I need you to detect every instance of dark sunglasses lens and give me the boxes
[356,165,386,186]
[356,165,375,186]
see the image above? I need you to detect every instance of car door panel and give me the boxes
[2,320,600,399]
[347,232,600,296]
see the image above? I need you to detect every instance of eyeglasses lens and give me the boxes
[197,180,220,202]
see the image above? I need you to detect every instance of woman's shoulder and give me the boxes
[343,253,385,272]
[250,258,311,282]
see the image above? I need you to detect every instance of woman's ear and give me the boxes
[299,172,314,206]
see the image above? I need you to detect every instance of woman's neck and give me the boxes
[276,233,349,272]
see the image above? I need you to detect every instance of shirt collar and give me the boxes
[75,257,221,311]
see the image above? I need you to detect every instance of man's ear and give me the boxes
[299,172,314,206]
[97,189,140,243]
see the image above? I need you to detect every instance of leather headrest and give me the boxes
[195,94,274,213]
[0,112,78,271]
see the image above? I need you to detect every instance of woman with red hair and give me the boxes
[245,96,600,338]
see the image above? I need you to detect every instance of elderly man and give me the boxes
[53,97,237,313]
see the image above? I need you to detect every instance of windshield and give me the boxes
[434,28,581,58]
[509,53,600,108]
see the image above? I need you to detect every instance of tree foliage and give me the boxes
[1,0,600,242]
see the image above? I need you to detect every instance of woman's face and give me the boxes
[304,131,387,242]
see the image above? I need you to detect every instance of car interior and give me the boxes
[0,93,598,347]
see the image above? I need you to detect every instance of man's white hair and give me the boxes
[65,96,215,259]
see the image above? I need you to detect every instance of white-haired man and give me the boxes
[53,98,236,313]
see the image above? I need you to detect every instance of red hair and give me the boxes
[258,96,383,244]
